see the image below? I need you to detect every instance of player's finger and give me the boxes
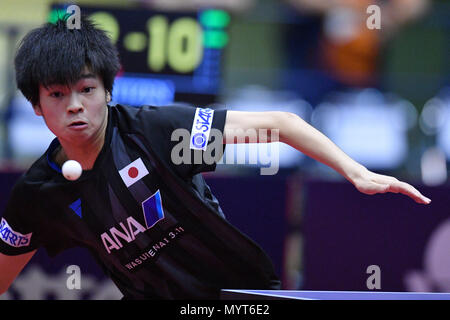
[389,181,431,204]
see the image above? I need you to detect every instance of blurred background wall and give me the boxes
[0,0,449,299]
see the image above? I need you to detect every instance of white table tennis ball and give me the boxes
[62,160,82,181]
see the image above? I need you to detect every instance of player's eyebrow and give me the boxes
[79,73,97,79]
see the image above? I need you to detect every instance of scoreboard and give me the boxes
[49,4,230,106]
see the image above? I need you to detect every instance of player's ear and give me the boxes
[33,103,43,116]
[106,91,111,103]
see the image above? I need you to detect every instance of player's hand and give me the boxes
[350,167,431,205]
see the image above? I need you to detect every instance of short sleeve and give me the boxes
[0,179,42,255]
[134,105,227,179]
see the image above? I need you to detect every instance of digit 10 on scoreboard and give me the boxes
[48,6,230,76]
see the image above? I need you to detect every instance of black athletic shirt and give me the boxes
[0,104,280,299]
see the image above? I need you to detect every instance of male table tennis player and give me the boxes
[0,16,430,299]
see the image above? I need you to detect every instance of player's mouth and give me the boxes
[68,120,88,130]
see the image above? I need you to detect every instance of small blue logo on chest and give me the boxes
[69,198,82,218]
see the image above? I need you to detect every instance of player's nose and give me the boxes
[67,104,84,113]
[67,95,84,113]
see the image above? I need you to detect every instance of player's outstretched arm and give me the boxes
[223,110,431,204]
[0,250,37,295]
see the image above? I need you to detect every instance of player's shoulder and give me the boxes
[110,103,197,132]
[6,162,46,204]
[17,141,59,190]
[110,103,160,118]
[20,154,53,188]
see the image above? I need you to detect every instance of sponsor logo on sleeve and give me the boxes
[0,218,32,248]
[190,108,214,151]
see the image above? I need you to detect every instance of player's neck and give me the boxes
[56,142,103,171]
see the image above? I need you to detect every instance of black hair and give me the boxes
[14,14,120,106]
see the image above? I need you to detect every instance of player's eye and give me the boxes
[50,91,63,98]
[82,87,95,93]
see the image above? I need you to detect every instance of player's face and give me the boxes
[35,70,109,147]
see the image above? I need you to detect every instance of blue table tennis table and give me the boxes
[221,290,450,300]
